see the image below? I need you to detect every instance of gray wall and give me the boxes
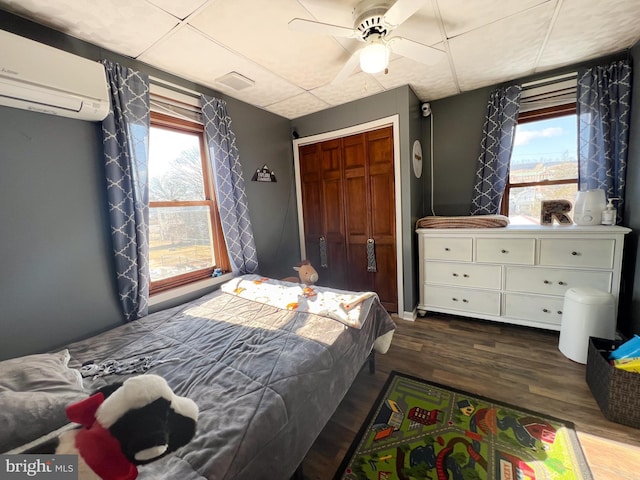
[0,12,298,360]
[291,85,423,313]
[424,87,492,215]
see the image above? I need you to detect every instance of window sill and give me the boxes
[149,272,234,313]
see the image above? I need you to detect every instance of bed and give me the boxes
[0,274,396,479]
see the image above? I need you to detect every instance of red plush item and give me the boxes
[67,393,138,480]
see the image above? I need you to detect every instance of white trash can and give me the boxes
[559,287,616,364]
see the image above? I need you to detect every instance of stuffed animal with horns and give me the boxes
[282,259,319,285]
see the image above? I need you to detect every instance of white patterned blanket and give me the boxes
[221,275,377,329]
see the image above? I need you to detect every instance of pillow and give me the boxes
[0,349,86,453]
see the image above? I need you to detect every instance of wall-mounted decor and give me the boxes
[251,164,277,182]
[412,140,423,178]
[540,199,573,225]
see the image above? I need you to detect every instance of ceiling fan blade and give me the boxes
[389,37,446,65]
[331,50,362,84]
[384,0,429,26]
[288,18,359,38]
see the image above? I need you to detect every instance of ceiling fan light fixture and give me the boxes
[359,40,389,74]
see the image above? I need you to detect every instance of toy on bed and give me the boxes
[282,259,319,285]
[27,374,198,480]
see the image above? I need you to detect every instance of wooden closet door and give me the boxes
[343,126,397,311]
[299,139,347,289]
[298,125,397,311]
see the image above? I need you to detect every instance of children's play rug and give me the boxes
[334,371,592,480]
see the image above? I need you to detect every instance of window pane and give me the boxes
[508,184,578,225]
[149,206,214,281]
[510,115,578,183]
[149,127,205,201]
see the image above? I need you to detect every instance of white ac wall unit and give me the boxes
[0,29,110,121]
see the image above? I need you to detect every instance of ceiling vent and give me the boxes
[215,71,255,91]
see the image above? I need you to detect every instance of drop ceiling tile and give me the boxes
[537,0,640,70]
[449,2,555,91]
[0,0,179,57]
[391,2,444,48]
[436,0,549,38]
[147,0,209,20]
[376,55,459,101]
[190,0,352,90]
[265,92,330,119]
[139,26,303,107]
[310,72,384,106]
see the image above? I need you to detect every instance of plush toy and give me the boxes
[282,259,319,285]
[28,374,198,480]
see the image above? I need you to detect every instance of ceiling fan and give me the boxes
[289,0,446,83]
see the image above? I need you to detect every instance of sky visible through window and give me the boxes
[508,114,578,224]
[511,115,577,166]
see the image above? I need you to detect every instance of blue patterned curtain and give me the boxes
[470,85,522,215]
[102,60,150,321]
[201,95,259,275]
[577,59,632,223]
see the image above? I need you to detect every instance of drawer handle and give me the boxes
[558,281,566,286]
[462,299,468,303]
[452,273,458,277]
[557,310,563,315]
[452,297,458,302]
[543,280,551,284]
[463,274,469,278]
[571,251,579,256]
[445,247,451,251]
[542,308,549,313]
[501,249,508,254]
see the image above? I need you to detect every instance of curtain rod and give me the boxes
[149,76,201,99]
[521,72,577,89]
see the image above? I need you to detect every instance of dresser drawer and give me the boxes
[505,267,612,296]
[539,239,614,269]
[424,237,472,262]
[476,238,535,265]
[503,293,564,327]
[425,261,501,289]
[423,285,501,315]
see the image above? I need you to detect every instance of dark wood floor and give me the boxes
[301,313,640,480]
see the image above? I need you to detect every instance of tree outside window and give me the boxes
[148,112,229,294]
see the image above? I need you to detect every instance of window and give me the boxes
[502,104,578,224]
[148,111,229,294]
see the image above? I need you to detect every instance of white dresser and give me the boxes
[416,225,631,330]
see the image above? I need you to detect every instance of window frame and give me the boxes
[500,103,578,217]
[149,111,230,295]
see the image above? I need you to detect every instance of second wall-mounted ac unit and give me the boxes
[0,29,110,121]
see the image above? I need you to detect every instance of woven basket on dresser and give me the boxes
[586,337,640,429]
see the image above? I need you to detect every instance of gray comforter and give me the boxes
[63,279,396,479]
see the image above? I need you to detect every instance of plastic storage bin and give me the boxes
[559,287,615,363]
